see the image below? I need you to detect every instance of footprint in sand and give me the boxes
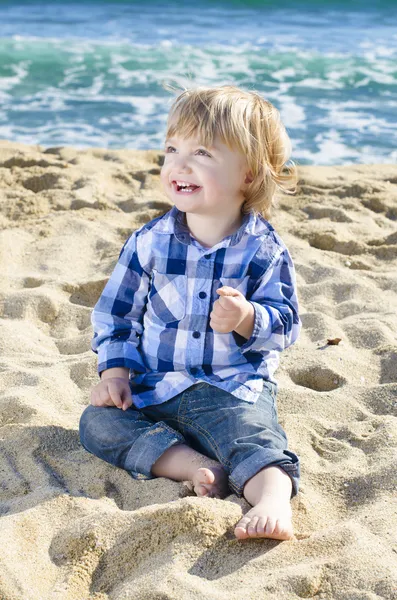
[302,203,354,223]
[290,365,346,392]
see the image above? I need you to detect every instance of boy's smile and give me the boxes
[160,133,253,247]
[172,180,202,194]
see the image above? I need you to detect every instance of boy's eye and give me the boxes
[164,145,210,157]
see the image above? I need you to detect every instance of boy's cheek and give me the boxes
[159,170,167,186]
[160,173,171,194]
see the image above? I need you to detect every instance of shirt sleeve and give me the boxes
[237,246,302,354]
[90,231,149,378]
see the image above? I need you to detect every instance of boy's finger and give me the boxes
[122,397,133,410]
[109,392,122,408]
[216,286,240,297]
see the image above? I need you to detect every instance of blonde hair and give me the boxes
[163,83,298,221]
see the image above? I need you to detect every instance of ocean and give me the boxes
[0,0,396,165]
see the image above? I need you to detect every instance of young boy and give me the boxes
[79,85,302,541]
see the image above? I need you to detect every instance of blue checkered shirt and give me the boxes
[91,205,301,408]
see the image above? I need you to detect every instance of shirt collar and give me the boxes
[160,205,266,247]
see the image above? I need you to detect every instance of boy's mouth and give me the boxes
[172,180,202,193]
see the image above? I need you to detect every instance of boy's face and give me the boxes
[160,132,252,220]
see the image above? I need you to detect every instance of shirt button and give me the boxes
[199,291,206,299]
[193,331,201,338]
[204,254,211,259]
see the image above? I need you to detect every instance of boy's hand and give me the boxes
[90,377,133,411]
[210,286,253,334]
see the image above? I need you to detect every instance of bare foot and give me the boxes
[234,494,294,540]
[185,465,229,499]
[151,443,230,499]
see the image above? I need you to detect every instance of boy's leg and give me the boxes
[174,381,300,540]
[79,385,228,496]
[233,462,294,540]
[141,383,229,497]
[78,403,187,481]
[151,442,229,498]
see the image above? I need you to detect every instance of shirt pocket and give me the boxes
[148,269,188,323]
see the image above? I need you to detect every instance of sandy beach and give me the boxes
[0,139,396,599]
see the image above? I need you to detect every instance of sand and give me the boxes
[0,139,396,600]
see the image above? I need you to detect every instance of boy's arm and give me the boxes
[91,231,149,379]
[100,367,130,381]
[235,247,302,354]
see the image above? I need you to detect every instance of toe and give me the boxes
[234,527,248,540]
[263,517,278,536]
[274,519,285,535]
[198,467,215,485]
[274,519,295,540]
[234,517,251,539]
[247,516,260,537]
[256,516,267,535]
[194,484,207,496]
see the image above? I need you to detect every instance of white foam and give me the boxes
[0,61,30,92]
[279,99,306,129]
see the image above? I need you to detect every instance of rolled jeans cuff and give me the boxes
[124,422,186,480]
[228,449,300,499]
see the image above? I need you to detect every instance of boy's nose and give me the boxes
[173,155,192,170]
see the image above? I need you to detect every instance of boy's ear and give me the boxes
[244,170,254,185]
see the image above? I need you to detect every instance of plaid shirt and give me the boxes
[91,205,301,409]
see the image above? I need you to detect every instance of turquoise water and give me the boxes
[0,0,396,164]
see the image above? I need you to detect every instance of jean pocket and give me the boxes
[262,379,277,400]
[149,269,187,323]
[261,379,278,418]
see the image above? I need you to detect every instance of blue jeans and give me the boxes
[79,381,300,499]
